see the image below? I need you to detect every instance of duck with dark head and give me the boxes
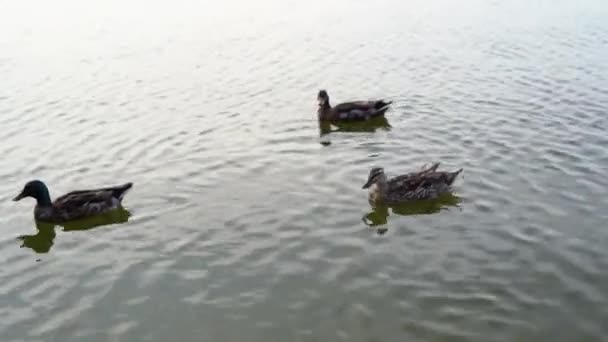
[317,89,392,122]
[13,180,133,223]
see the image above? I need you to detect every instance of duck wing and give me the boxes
[332,100,392,120]
[387,173,427,193]
[387,163,441,188]
[52,183,133,220]
[386,165,462,200]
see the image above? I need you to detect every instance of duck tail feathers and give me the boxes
[376,100,392,111]
[112,182,133,201]
[447,169,463,185]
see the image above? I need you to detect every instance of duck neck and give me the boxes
[318,101,332,120]
[34,186,52,206]
[375,176,388,195]
[369,176,389,201]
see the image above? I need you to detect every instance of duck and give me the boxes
[317,89,392,122]
[13,180,133,223]
[362,163,463,205]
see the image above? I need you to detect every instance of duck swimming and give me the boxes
[13,180,133,223]
[362,163,463,205]
[317,90,392,121]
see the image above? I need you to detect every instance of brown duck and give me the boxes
[317,90,392,121]
[13,180,133,223]
[362,163,463,205]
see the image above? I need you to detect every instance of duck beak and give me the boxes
[362,179,373,189]
[13,191,25,201]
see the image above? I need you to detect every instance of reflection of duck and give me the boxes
[362,194,462,234]
[17,222,56,254]
[362,163,463,205]
[318,115,392,136]
[17,207,131,254]
[13,180,133,222]
[317,90,392,122]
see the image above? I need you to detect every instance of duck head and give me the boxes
[362,167,386,189]
[13,180,52,205]
[317,89,330,107]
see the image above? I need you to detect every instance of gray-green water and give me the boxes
[1,0,608,341]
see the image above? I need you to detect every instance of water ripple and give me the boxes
[0,0,607,341]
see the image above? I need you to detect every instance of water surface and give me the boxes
[1,0,607,341]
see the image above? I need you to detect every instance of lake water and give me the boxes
[1,0,607,341]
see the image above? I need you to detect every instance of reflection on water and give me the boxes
[318,116,392,145]
[17,207,131,254]
[1,0,607,340]
[363,194,462,234]
[318,116,392,136]
[17,223,56,254]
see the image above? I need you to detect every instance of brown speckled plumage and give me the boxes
[13,180,133,223]
[362,163,463,205]
[317,90,392,122]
